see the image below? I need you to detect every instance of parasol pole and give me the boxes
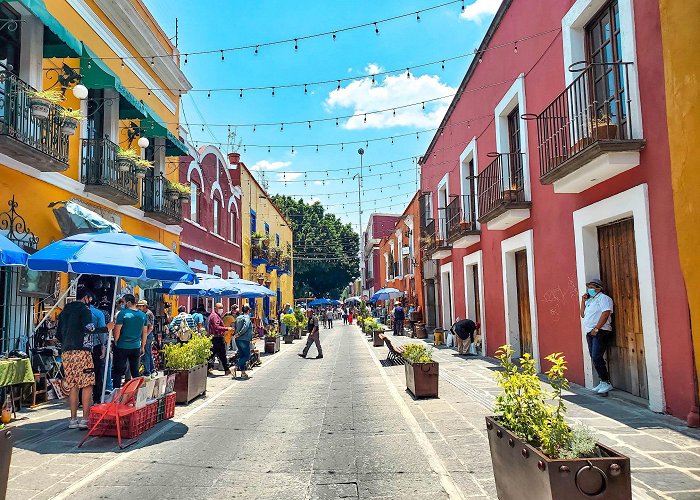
[100,277,120,403]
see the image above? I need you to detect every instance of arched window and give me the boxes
[190,182,200,223]
[213,198,221,235]
[229,211,237,243]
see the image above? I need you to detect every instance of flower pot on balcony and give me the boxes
[592,123,618,141]
[60,116,79,136]
[134,166,148,179]
[165,188,179,201]
[178,192,189,202]
[459,220,473,231]
[405,361,439,398]
[485,416,631,500]
[30,97,51,120]
[0,426,15,500]
[117,158,133,173]
[501,189,518,202]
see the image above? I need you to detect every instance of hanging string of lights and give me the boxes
[83,0,467,63]
[116,28,559,95]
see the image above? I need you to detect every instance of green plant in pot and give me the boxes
[58,108,83,136]
[27,89,63,120]
[133,158,153,179]
[402,344,438,398]
[251,231,265,247]
[166,181,190,201]
[282,313,297,343]
[265,326,281,353]
[485,345,631,500]
[164,334,213,404]
[116,147,139,172]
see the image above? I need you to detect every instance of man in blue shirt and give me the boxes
[233,305,254,379]
[112,294,147,389]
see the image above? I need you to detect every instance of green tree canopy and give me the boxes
[271,195,359,299]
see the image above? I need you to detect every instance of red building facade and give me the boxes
[179,144,243,304]
[418,0,693,420]
[363,213,401,296]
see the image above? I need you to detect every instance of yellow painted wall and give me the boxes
[659,0,700,403]
[240,165,294,319]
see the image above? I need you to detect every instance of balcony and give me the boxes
[0,71,69,172]
[82,138,139,205]
[142,174,182,224]
[535,62,645,193]
[477,153,530,230]
[446,194,480,249]
[251,240,269,267]
[266,247,281,273]
[422,218,451,260]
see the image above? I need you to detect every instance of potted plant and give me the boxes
[402,344,439,398]
[58,108,83,136]
[265,328,281,353]
[133,158,153,179]
[589,114,617,141]
[163,334,213,404]
[0,423,14,500]
[116,147,139,173]
[173,182,191,201]
[28,89,63,120]
[459,220,473,231]
[282,313,297,344]
[251,231,265,247]
[486,345,631,500]
[294,307,306,338]
[501,186,519,202]
[260,235,271,249]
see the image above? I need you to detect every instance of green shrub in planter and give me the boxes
[163,334,212,370]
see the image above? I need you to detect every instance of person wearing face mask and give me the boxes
[208,302,233,375]
[580,278,615,394]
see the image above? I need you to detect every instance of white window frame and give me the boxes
[494,74,531,201]
[459,137,479,223]
[213,198,220,235]
[572,184,662,412]
[396,228,403,277]
[437,173,449,240]
[229,211,236,243]
[562,0,643,138]
[463,250,487,355]
[501,229,540,370]
[190,183,199,223]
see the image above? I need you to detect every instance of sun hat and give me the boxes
[586,278,605,289]
[136,299,148,306]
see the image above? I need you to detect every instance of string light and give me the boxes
[514,41,518,53]
[255,45,259,55]
[221,50,224,61]
[304,84,308,94]
[416,12,421,22]
[374,22,379,35]
[184,54,188,64]
[120,59,124,68]
[294,39,298,51]
[272,87,275,96]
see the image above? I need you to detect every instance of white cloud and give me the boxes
[250,160,291,172]
[325,64,455,130]
[460,0,501,23]
[277,172,303,181]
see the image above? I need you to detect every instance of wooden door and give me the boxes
[515,250,533,356]
[597,218,647,399]
[472,265,482,325]
[425,279,437,329]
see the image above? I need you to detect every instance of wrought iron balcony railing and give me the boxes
[142,174,182,224]
[535,62,644,183]
[0,71,69,171]
[477,153,528,222]
[446,194,478,241]
[81,138,139,205]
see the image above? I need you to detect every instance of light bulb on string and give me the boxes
[337,80,341,91]
[371,75,375,85]
[280,123,284,132]
[514,42,518,53]
[221,50,224,61]
[332,32,337,41]
[335,118,339,127]
[422,102,425,110]
[207,90,211,98]
[461,0,465,13]
[271,87,275,96]
[441,60,445,70]
[308,121,311,129]
[316,145,319,152]
[268,146,271,153]
[120,59,124,68]
[364,114,367,123]
[239,89,243,98]
[416,12,421,22]
[254,45,259,55]
[304,84,308,95]
[391,137,394,144]
[151,57,155,66]
[184,54,188,64]
[253,125,256,133]
[375,23,379,35]
[406,68,411,78]
[393,109,396,117]
[294,39,298,51]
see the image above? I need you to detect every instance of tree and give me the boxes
[271,195,359,298]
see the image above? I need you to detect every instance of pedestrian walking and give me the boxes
[232,304,254,379]
[168,306,196,340]
[89,298,113,403]
[137,299,155,377]
[322,308,328,329]
[342,308,348,325]
[392,301,405,336]
[581,278,615,394]
[56,289,97,429]
[298,309,323,359]
[112,294,147,389]
[326,308,334,329]
[208,302,233,375]
[192,306,205,333]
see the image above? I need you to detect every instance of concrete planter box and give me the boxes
[405,361,439,398]
[485,416,631,500]
[0,427,15,500]
[283,334,294,344]
[169,363,208,405]
[373,330,384,347]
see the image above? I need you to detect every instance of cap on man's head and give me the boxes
[587,278,605,289]
[136,299,148,307]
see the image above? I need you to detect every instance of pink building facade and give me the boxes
[418,0,693,420]
[179,145,243,307]
[363,213,401,296]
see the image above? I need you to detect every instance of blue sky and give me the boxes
[142,0,501,233]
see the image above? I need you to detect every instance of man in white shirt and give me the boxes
[580,278,614,394]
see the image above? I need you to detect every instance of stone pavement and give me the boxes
[5,324,700,499]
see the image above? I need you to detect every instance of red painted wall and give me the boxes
[419,0,693,418]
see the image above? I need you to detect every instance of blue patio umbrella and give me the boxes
[227,278,276,298]
[308,298,333,307]
[169,273,239,297]
[27,232,196,283]
[370,287,404,302]
[0,233,28,266]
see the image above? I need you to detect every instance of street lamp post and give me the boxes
[354,148,364,293]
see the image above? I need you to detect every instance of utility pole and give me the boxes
[354,148,364,295]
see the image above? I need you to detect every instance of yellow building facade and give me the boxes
[659,0,700,410]
[239,163,294,320]
[0,0,190,349]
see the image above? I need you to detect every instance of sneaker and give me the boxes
[78,418,89,430]
[597,382,613,394]
[68,418,79,429]
[592,381,603,392]
[315,355,324,359]
[240,372,249,380]
[297,353,306,358]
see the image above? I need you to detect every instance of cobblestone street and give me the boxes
[5,324,700,499]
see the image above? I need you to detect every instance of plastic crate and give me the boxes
[164,392,176,419]
[88,400,159,439]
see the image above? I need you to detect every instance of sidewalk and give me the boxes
[370,330,700,499]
